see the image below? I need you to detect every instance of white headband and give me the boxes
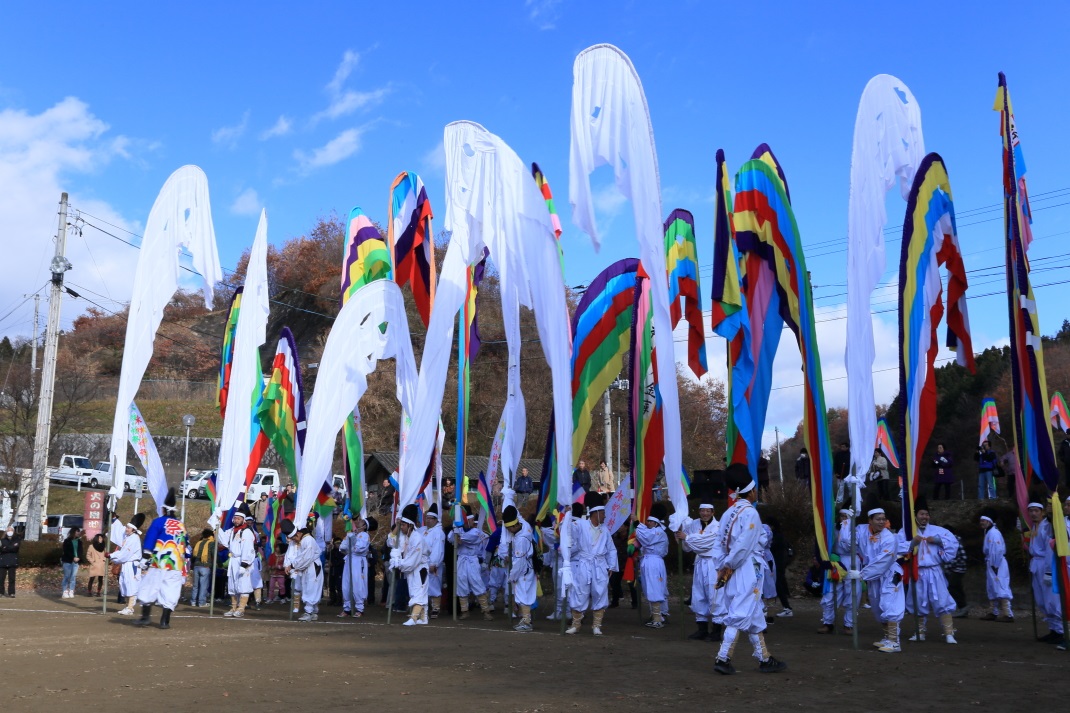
[588,506,605,514]
[698,503,714,510]
[647,516,663,526]
[867,508,885,517]
[399,516,416,526]
[736,480,756,495]
[1027,502,1045,510]
[979,515,994,524]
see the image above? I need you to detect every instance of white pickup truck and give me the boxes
[91,462,147,492]
[49,455,95,487]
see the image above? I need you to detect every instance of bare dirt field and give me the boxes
[0,586,1066,713]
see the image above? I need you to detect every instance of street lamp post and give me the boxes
[181,414,195,522]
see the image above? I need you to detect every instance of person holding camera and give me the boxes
[868,448,890,501]
[976,440,998,500]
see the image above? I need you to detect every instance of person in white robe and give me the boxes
[894,497,959,643]
[713,466,787,675]
[678,503,722,640]
[979,510,1013,622]
[134,489,187,629]
[540,514,567,621]
[338,515,372,618]
[391,503,429,626]
[108,513,145,615]
[818,509,863,634]
[1027,501,1064,644]
[503,505,537,632]
[283,517,323,621]
[850,502,904,653]
[454,506,493,620]
[635,511,670,629]
[422,507,445,618]
[565,494,617,637]
[216,503,256,618]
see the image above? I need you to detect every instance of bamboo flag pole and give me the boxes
[101,492,115,616]
[208,525,219,618]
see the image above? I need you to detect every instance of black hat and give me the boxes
[540,515,554,528]
[162,487,177,512]
[366,516,379,532]
[725,463,753,492]
[583,491,604,509]
[128,513,146,531]
[462,503,473,517]
[428,503,439,515]
[280,518,296,537]
[913,495,930,514]
[400,503,420,526]
[234,502,252,519]
[503,505,520,527]
[648,502,669,526]
[571,502,585,518]
[862,491,884,519]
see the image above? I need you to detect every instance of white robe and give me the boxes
[397,528,429,607]
[1029,520,1063,633]
[508,522,537,607]
[289,535,323,614]
[635,523,669,607]
[983,527,1012,602]
[423,524,445,598]
[716,502,765,634]
[455,527,488,598]
[110,531,142,598]
[682,517,722,624]
[896,524,957,617]
[340,530,369,613]
[218,525,255,596]
[567,518,616,612]
[821,520,862,627]
[860,525,904,624]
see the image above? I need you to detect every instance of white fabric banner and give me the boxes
[127,402,166,515]
[846,75,924,482]
[108,166,222,497]
[296,281,417,523]
[603,479,632,537]
[401,121,574,517]
[568,44,686,528]
[215,211,270,517]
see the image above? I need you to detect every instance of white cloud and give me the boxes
[293,128,364,173]
[593,183,627,217]
[421,139,445,175]
[259,115,292,140]
[230,187,262,216]
[211,111,249,148]
[525,0,563,30]
[312,50,390,124]
[0,97,141,338]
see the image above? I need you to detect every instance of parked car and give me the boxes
[181,469,216,499]
[245,468,283,501]
[44,513,83,539]
[49,455,94,486]
[90,462,147,492]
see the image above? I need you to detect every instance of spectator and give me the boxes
[60,526,83,599]
[514,467,534,507]
[378,477,396,514]
[328,537,345,606]
[0,525,20,597]
[251,492,269,524]
[931,444,955,500]
[868,448,890,500]
[594,460,614,494]
[794,448,811,486]
[976,440,998,500]
[85,533,107,597]
[267,539,288,603]
[833,441,851,504]
[572,460,592,493]
[190,529,216,607]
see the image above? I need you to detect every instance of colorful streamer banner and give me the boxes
[875,417,900,469]
[1052,392,1070,433]
[127,401,166,513]
[258,327,307,481]
[216,287,243,418]
[455,249,489,502]
[897,153,976,540]
[628,269,663,528]
[388,171,436,328]
[733,144,834,562]
[664,208,708,378]
[979,398,1001,446]
[995,72,1059,489]
[531,162,566,278]
[475,470,497,534]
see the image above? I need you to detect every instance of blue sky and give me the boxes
[2,1,1069,444]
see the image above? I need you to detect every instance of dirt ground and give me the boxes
[0,581,1066,713]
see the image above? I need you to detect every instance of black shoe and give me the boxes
[1038,631,1062,643]
[135,604,153,627]
[609,599,619,609]
[714,658,736,675]
[159,608,172,630]
[688,622,709,640]
[758,657,788,673]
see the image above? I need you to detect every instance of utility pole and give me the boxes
[28,294,39,394]
[25,193,71,541]
[774,426,784,483]
[603,389,613,475]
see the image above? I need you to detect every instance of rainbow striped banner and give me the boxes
[531,162,565,277]
[664,208,708,378]
[456,249,489,503]
[979,398,1001,446]
[474,470,497,534]
[258,328,306,480]
[388,172,436,328]
[1051,392,1070,433]
[875,418,900,469]
[216,287,243,418]
[629,270,663,527]
[898,153,975,539]
[995,72,1059,489]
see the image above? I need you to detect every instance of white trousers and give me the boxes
[137,568,184,610]
[721,558,765,634]
[868,572,905,623]
[568,559,609,612]
[456,556,486,597]
[905,566,956,617]
[821,578,861,626]
[342,556,368,612]
[690,557,720,622]
[227,558,253,595]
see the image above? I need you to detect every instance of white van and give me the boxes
[90,462,147,492]
[181,469,216,499]
[44,513,83,539]
[245,468,283,501]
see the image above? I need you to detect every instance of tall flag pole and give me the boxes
[710,150,753,469]
[664,209,708,378]
[995,72,1059,489]
[628,268,663,528]
[897,154,976,542]
[388,172,436,328]
[979,398,1001,446]
[733,144,835,562]
[456,249,489,503]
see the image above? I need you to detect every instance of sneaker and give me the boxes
[232,610,244,618]
[297,613,312,622]
[776,609,794,618]
[815,624,834,634]
[1057,639,1068,651]
[1038,631,1062,643]
[514,621,532,632]
[872,639,889,649]
[592,626,603,637]
[908,632,925,642]
[353,611,363,619]
[223,610,236,618]
[714,658,736,675]
[546,613,560,621]
[862,603,871,609]
[483,611,494,621]
[310,614,318,621]
[758,657,788,673]
[945,634,957,644]
[953,607,969,619]
[843,627,853,635]
[645,620,665,629]
[878,641,902,653]
[565,625,579,635]
[337,611,350,618]
[998,616,1015,624]
[403,618,417,626]
[117,607,134,616]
